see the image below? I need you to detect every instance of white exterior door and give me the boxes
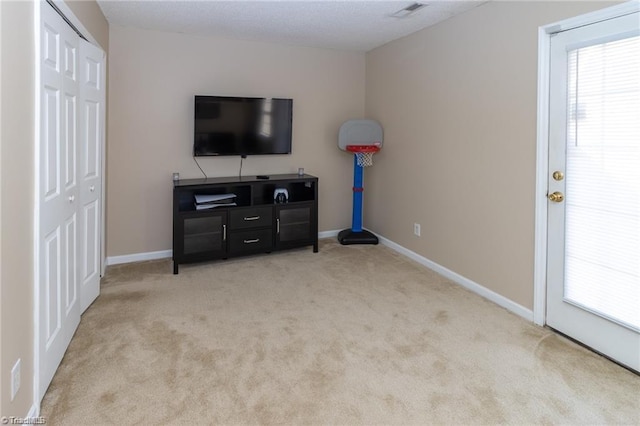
[546,12,640,372]
[78,40,104,312]
[39,2,81,398]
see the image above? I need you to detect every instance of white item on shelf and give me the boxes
[195,202,237,210]
[194,193,236,204]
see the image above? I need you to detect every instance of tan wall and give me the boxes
[107,26,365,257]
[64,0,109,52]
[0,0,35,417]
[365,1,616,310]
[0,0,107,417]
[0,0,4,409]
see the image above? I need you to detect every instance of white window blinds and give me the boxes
[564,34,640,331]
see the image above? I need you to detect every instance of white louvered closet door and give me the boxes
[546,11,640,372]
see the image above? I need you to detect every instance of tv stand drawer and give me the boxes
[229,229,273,254]
[229,206,273,230]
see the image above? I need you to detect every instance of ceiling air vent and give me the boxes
[390,3,427,18]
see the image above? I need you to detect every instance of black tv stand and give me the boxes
[172,174,318,274]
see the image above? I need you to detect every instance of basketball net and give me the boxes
[346,144,380,167]
[355,152,374,167]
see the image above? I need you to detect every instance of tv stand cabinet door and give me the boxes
[175,211,228,271]
[275,203,315,249]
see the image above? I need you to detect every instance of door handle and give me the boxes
[223,224,226,241]
[548,191,564,203]
[277,218,280,234]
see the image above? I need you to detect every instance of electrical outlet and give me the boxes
[414,223,421,237]
[11,358,21,401]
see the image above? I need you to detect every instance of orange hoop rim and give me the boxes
[346,145,381,153]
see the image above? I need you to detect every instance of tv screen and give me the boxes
[194,96,293,156]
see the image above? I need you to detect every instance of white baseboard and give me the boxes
[318,229,340,239]
[376,234,534,322]
[106,249,172,266]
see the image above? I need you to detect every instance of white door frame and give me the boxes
[33,0,107,411]
[533,0,640,326]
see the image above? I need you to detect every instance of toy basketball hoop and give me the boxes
[347,144,381,167]
[337,120,383,245]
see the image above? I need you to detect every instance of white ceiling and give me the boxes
[96,1,487,52]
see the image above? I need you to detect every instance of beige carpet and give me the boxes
[40,239,639,425]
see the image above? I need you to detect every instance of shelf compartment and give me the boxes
[255,181,316,204]
[178,185,252,212]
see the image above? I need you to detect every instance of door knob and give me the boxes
[548,191,564,203]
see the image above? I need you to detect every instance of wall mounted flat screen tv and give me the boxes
[194,95,293,156]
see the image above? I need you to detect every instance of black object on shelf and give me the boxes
[173,174,318,274]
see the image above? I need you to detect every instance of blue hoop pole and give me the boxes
[351,154,364,232]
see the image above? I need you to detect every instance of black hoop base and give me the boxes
[338,229,379,245]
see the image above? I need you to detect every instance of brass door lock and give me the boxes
[548,191,564,202]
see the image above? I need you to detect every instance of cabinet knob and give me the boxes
[89,185,95,192]
[68,195,75,203]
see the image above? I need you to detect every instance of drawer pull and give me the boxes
[244,238,260,244]
[244,216,260,221]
